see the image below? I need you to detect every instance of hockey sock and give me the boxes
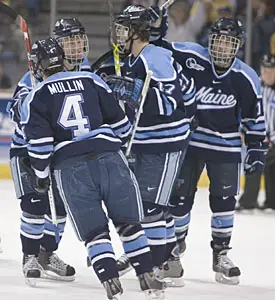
[116,223,153,276]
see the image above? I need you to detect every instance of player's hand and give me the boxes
[105,75,144,110]
[244,142,268,175]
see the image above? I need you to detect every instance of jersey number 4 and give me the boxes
[58,94,90,137]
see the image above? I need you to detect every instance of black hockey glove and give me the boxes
[105,76,144,110]
[244,141,269,175]
[149,5,168,41]
[19,157,50,194]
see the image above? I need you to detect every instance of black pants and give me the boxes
[264,146,275,209]
[238,172,261,208]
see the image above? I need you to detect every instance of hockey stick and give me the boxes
[160,0,176,9]
[107,0,125,111]
[48,174,60,243]
[0,3,36,87]
[125,70,153,157]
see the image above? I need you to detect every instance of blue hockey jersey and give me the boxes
[7,57,92,159]
[122,44,196,154]
[20,71,131,177]
[154,40,266,162]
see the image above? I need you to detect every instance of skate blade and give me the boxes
[215,272,240,285]
[25,277,37,287]
[145,289,165,300]
[41,270,75,282]
[118,265,133,277]
[162,276,185,287]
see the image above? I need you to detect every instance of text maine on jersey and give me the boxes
[48,80,84,94]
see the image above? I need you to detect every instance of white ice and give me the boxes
[0,180,274,300]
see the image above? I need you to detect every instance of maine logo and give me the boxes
[195,86,237,109]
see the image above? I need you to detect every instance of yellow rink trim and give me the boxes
[0,164,265,190]
[0,164,11,179]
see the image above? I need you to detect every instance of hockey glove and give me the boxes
[244,142,269,175]
[105,75,144,110]
[20,156,50,194]
[149,5,168,41]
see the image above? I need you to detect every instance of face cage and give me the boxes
[209,34,241,68]
[57,34,89,66]
[114,23,130,55]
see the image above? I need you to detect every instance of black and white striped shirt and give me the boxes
[262,82,275,143]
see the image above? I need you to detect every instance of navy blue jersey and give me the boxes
[122,44,196,154]
[154,39,266,162]
[7,58,92,159]
[20,71,131,177]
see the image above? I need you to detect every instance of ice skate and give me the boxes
[212,244,241,285]
[102,277,123,300]
[116,253,132,276]
[38,251,75,281]
[22,254,43,287]
[138,271,166,300]
[155,256,184,287]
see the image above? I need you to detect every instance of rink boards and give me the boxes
[0,93,265,189]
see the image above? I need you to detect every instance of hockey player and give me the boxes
[151,13,267,284]
[7,17,91,283]
[20,37,165,300]
[105,5,197,286]
[53,17,91,72]
[8,64,75,284]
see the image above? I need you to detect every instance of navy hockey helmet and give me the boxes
[209,17,244,68]
[30,37,64,78]
[115,5,152,54]
[53,18,89,67]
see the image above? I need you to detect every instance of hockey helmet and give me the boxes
[30,37,64,77]
[209,17,244,68]
[53,18,89,67]
[115,5,152,54]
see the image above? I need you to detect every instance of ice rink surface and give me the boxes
[0,180,274,300]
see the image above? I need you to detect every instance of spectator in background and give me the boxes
[252,0,275,73]
[197,0,234,47]
[0,63,12,89]
[166,0,207,42]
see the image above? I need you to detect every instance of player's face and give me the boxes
[261,66,275,86]
[209,34,240,68]
[115,22,130,54]
[59,34,89,66]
